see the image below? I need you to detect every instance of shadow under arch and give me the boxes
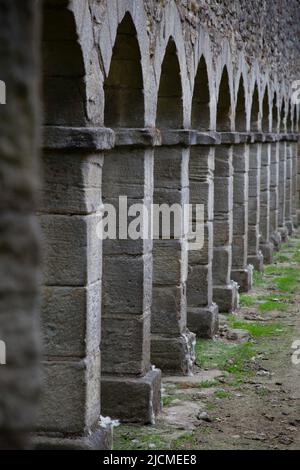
[262,86,270,132]
[104,12,145,128]
[216,66,231,132]
[235,75,247,132]
[156,37,183,129]
[42,2,87,126]
[250,82,260,132]
[272,92,279,132]
[191,56,210,131]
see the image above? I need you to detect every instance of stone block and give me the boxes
[151,331,195,375]
[187,264,213,307]
[102,312,151,375]
[102,254,151,315]
[40,214,101,286]
[41,284,101,357]
[187,303,219,338]
[101,369,161,424]
[37,355,100,434]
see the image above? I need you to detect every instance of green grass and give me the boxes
[228,316,285,337]
[239,294,256,307]
[273,253,290,263]
[196,339,256,378]
[239,292,291,312]
[275,275,299,293]
[214,389,231,398]
[258,300,289,312]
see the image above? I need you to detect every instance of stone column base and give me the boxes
[270,231,282,251]
[213,281,239,313]
[285,220,294,236]
[33,425,113,450]
[101,369,161,424]
[247,251,264,272]
[187,303,219,338]
[151,331,195,376]
[260,242,274,264]
[231,265,253,293]
[279,226,289,242]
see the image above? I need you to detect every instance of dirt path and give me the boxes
[114,233,300,450]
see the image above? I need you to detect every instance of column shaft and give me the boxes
[37,151,111,449]
[187,147,218,338]
[151,147,195,375]
[247,143,263,271]
[259,143,273,263]
[269,142,281,249]
[231,144,253,291]
[213,145,239,313]
[101,148,161,423]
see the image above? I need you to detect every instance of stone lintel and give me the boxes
[43,126,115,151]
[114,128,162,147]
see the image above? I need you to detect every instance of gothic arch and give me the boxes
[104,12,145,128]
[250,82,260,131]
[216,66,231,132]
[235,74,247,132]
[191,56,210,131]
[156,37,183,129]
[262,86,270,132]
[42,1,87,126]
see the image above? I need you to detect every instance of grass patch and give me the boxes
[275,275,299,293]
[196,339,256,378]
[228,316,285,337]
[273,253,290,263]
[240,294,256,307]
[214,389,231,398]
[258,300,289,312]
[114,426,169,451]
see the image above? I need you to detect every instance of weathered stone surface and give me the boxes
[101,369,161,424]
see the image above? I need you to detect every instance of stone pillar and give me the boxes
[151,145,195,375]
[0,0,41,450]
[269,142,281,249]
[231,144,253,291]
[292,142,298,227]
[213,145,239,313]
[36,129,114,449]
[285,142,294,235]
[101,143,161,423]
[278,142,288,241]
[247,143,264,271]
[259,143,274,263]
[187,146,218,338]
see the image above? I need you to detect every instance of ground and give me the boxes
[114,231,300,450]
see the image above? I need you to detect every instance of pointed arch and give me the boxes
[216,66,231,131]
[279,100,285,132]
[235,75,247,132]
[272,93,279,132]
[293,105,297,132]
[191,56,210,130]
[156,38,183,129]
[250,82,259,131]
[286,101,292,132]
[104,12,144,128]
[42,2,86,125]
[262,87,270,132]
